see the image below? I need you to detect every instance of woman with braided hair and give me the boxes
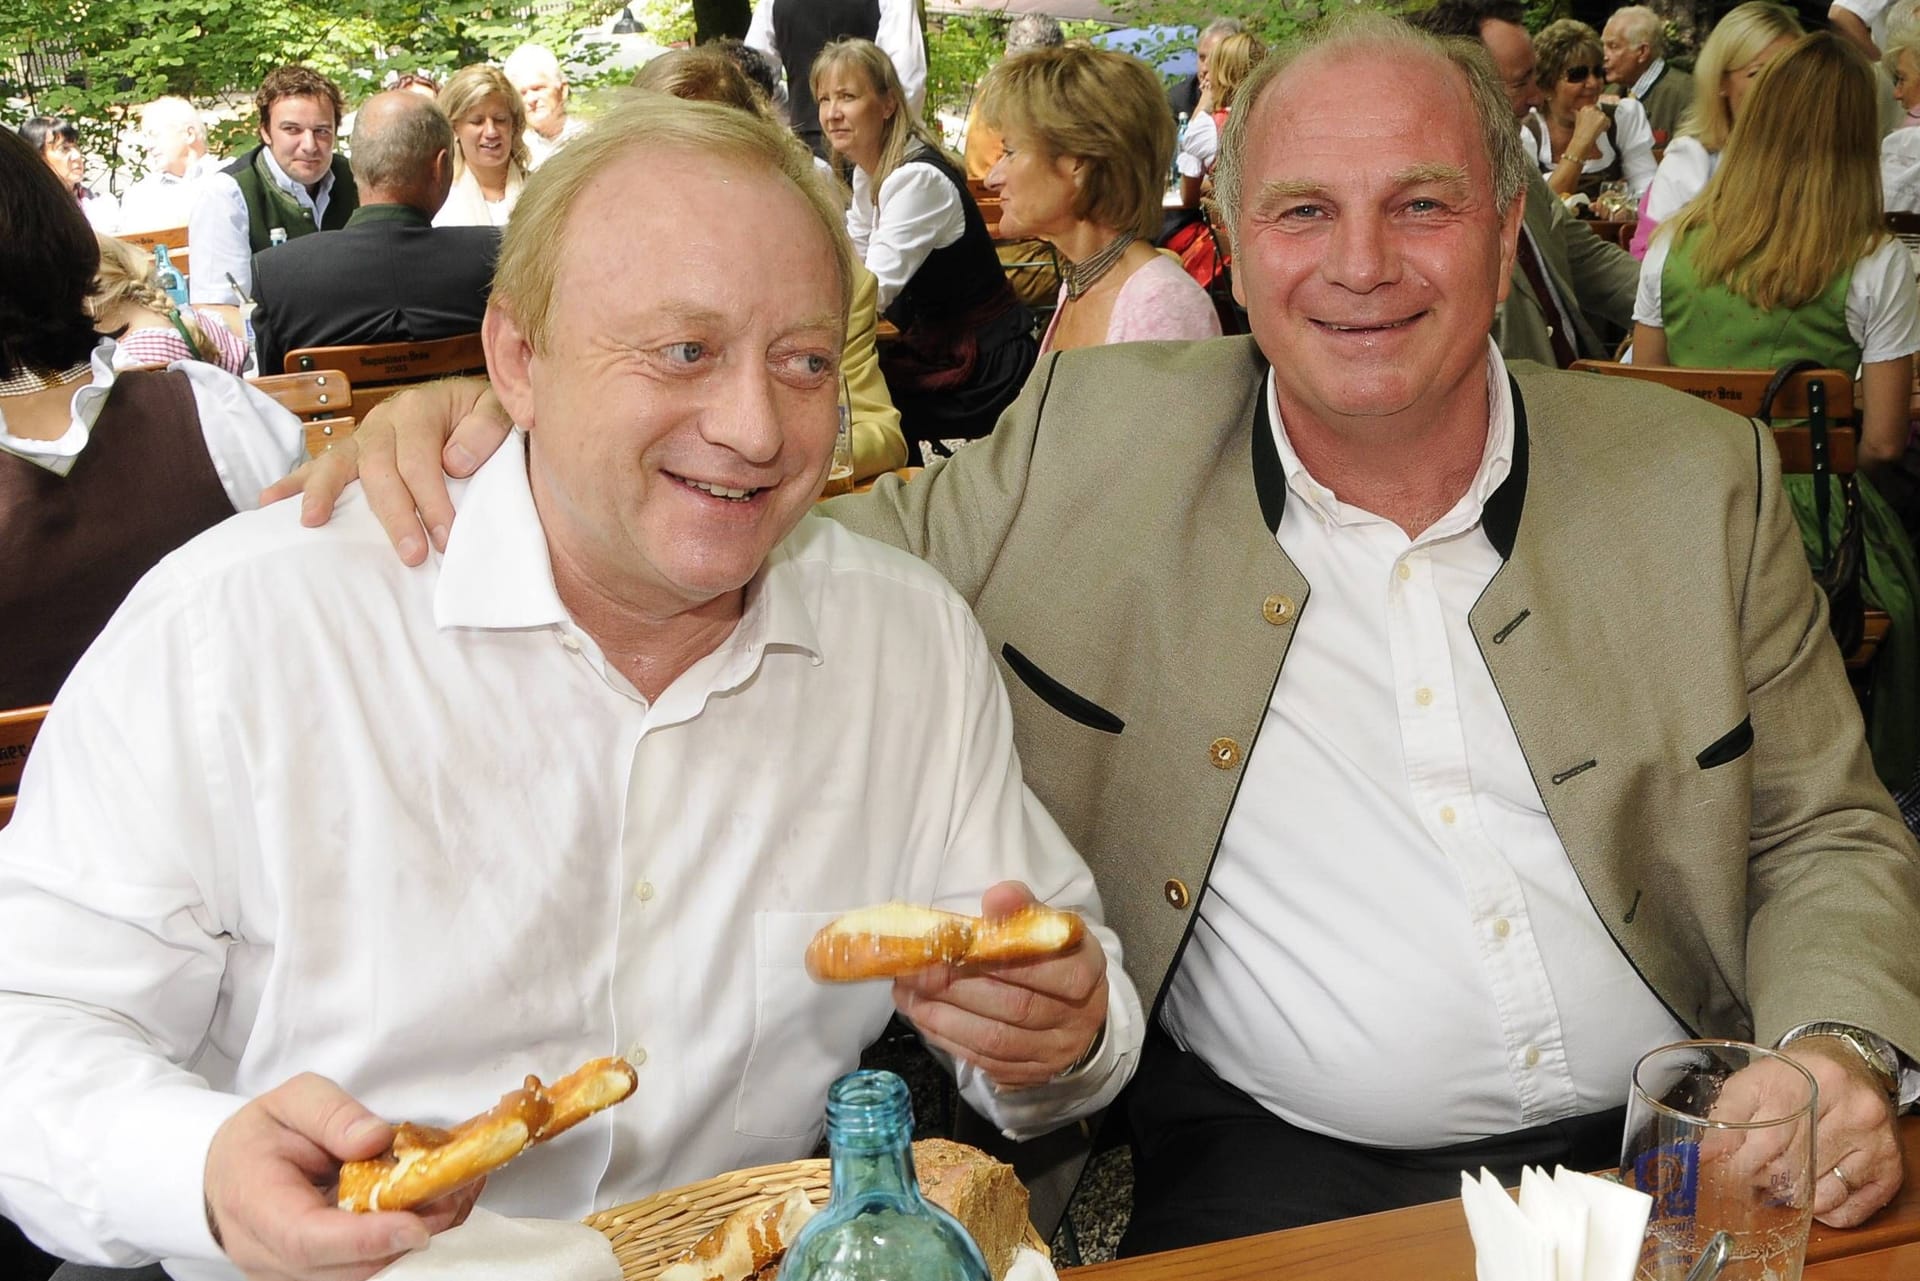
[90,235,251,375]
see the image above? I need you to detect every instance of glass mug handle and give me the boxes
[826,382,855,497]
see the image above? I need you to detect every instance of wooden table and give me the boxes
[1065,1119,1920,1281]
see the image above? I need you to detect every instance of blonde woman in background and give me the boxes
[90,235,250,375]
[1634,31,1920,791]
[1173,31,1266,210]
[435,65,530,227]
[1881,23,1920,209]
[1630,1,1802,256]
[633,47,908,481]
[980,45,1219,351]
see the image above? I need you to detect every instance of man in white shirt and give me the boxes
[0,94,1138,1281]
[504,43,589,168]
[116,96,218,234]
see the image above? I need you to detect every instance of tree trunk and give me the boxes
[693,0,750,42]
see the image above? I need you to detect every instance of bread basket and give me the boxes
[584,1156,1049,1281]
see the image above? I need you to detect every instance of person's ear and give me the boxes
[483,302,538,430]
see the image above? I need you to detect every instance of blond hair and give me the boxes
[809,39,953,201]
[439,64,531,178]
[90,235,224,363]
[492,93,854,354]
[1678,1,1802,150]
[1664,32,1883,310]
[1217,11,1530,232]
[978,45,1172,241]
[1210,32,1268,111]
[632,47,772,120]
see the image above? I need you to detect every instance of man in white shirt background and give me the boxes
[115,96,219,235]
[0,94,1139,1281]
[504,43,589,168]
[1599,5,1694,148]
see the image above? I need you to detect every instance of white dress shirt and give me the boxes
[1176,111,1219,180]
[1884,126,1920,214]
[524,115,590,170]
[1636,233,1920,365]
[1835,0,1896,50]
[188,149,342,306]
[432,166,525,227]
[1160,345,1689,1149]
[117,154,219,234]
[1627,58,1668,101]
[746,0,926,121]
[849,160,967,311]
[0,430,1140,1276]
[1523,98,1658,204]
[1640,135,1717,228]
[0,337,302,508]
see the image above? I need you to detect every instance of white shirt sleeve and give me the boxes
[1634,231,1670,328]
[1643,137,1714,225]
[1847,237,1920,363]
[186,172,253,307]
[1883,128,1920,213]
[876,0,927,120]
[857,162,967,312]
[1612,98,1659,206]
[1177,112,1218,180]
[179,362,308,508]
[1834,0,1895,48]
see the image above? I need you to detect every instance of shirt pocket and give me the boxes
[734,909,895,1140]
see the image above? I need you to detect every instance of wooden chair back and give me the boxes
[304,416,357,459]
[1886,212,1920,269]
[0,703,51,831]
[117,225,191,275]
[1568,361,1858,474]
[1587,219,1636,249]
[285,333,487,417]
[247,369,353,422]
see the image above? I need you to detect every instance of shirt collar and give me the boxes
[261,146,334,206]
[433,429,824,667]
[1257,341,1529,555]
[0,338,120,474]
[1631,59,1665,100]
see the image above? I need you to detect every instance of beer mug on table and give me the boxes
[824,378,855,497]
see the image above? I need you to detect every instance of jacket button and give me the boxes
[1164,879,1191,909]
[1261,594,1294,625]
[1209,737,1241,769]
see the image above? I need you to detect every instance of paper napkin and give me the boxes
[1461,1165,1653,1281]
[369,1208,623,1281]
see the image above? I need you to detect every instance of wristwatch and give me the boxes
[1778,1021,1903,1102]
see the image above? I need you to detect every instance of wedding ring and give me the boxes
[1831,1164,1855,1195]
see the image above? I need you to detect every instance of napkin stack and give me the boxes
[369,1208,623,1281]
[1459,1165,1653,1281]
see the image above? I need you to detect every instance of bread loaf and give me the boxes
[915,1139,1030,1281]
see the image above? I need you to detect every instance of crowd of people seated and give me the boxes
[9,7,1920,1280]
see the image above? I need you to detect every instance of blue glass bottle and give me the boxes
[153,244,188,307]
[778,1071,991,1281]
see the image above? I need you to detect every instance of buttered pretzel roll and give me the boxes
[805,902,1084,982]
[337,1055,638,1212]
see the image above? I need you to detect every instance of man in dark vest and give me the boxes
[187,65,359,313]
[744,0,925,156]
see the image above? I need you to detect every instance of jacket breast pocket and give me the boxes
[1001,644,1124,735]
[1695,716,1754,770]
[734,910,894,1140]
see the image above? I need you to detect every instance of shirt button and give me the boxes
[1396,562,1412,582]
[626,1044,648,1067]
[557,632,581,653]
[1492,917,1511,939]
[1439,804,1457,825]
[1163,878,1191,909]
[1523,1045,1541,1069]
[1414,687,1434,707]
[1209,738,1241,769]
[633,881,655,902]
[1261,594,1295,625]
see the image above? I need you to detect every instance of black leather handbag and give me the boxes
[1757,360,1867,656]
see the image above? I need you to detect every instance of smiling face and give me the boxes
[1231,47,1521,442]
[262,94,337,188]
[985,124,1082,240]
[1722,34,1796,119]
[456,93,517,179]
[488,148,844,622]
[816,64,893,173]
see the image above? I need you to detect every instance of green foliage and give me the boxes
[0,0,627,180]
[925,15,1005,117]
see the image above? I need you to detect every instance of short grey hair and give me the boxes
[1216,10,1531,232]
[139,95,203,138]
[1201,17,1246,43]
[1608,5,1665,56]
[1006,14,1064,54]
[504,42,565,88]
[349,91,455,190]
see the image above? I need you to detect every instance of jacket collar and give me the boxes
[1249,351,1530,559]
[344,202,433,229]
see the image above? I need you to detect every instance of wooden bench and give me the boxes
[116,224,190,276]
[303,416,357,459]
[0,703,51,831]
[286,333,487,418]
[248,369,353,422]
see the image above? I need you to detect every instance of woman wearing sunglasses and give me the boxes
[1525,19,1656,205]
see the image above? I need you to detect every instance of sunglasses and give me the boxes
[1562,64,1601,84]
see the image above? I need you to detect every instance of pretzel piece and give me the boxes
[805,902,1084,981]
